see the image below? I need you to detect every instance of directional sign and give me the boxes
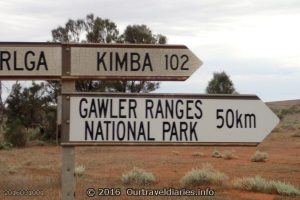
[0,42,61,79]
[67,44,202,80]
[62,93,279,145]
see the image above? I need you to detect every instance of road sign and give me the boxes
[66,44,202,80]
[62,93,279,145]
[0,42,61,79]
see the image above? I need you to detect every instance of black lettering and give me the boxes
[128,121,136,141]
[110,99,117,118]
[145,99,154,118]
[97,99,109,118]
[25,51,35,71]
[116,52,127,71]
[0,51,11,70]
[14,51,23,71]
[175,100,184,119]
[137,122,146,141]
[245,114,256,128]
[128,99,137,118]
[226,109,234,128]
[104,121,111,140]
[143,53,153,71]
[119,99,126,118]
[37,51,48,70]
[190,122,198,141]
[79,98,88,118]
[110,52,113,71]
[195,100,203,119]
[117,121,126,140]
[180,122,188,141]
[170,122,178,141]
[236,110,243,128]
[85,121,94,140]
[147,121,154,141]
[88,99,97,118]
[186,100,193,119]
[165,100,174,119]
[97,52,107,71]
[95,121,104,140]
[155,100,164,118]
[131,53,140,71]
[162,122,170,141]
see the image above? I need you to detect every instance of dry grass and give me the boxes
[180,163,228,186]
[251,150,269,162]
[233,176,300,196]
[222,150,236,160]
[121,167,155,185]
[75,165,85,177]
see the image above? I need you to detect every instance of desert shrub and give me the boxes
[121,167,155,185]
[272,180,300,196]
[233,176,300,196]
[251,150,268,162]
[0,142,13,150]
[192,152,204,157]
[233,176,274,193]
[180,163,228,186]
[211,150,222,158]
[4,119,27,147]
[75,165,85,177]
[222,150,236,160]
[8,166,18,175]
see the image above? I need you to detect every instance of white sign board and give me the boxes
[68,94,279,144]
[69,44,202,80]
[0,43,61,78]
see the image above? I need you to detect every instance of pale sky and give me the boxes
[1,0,300,101]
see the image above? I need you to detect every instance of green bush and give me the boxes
[251,150,268,162]
[233,176,300,196]
[180,163,228,186]
[4,119,27,147]
[121,167,155,185]
[0,142,13,150]
[28,128,41,141]
[211,150,222,158]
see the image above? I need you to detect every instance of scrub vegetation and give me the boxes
[251,150,269,162]
[180,163,228,186]
[222,150,236,160]
[75,165,86,177]
[233,176,300,196]
[211,150,222,158]
[121,167,156,185]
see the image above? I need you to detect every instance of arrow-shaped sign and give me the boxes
[66,44,202,81]
[0,43,202,81]
[62,93,279,146]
